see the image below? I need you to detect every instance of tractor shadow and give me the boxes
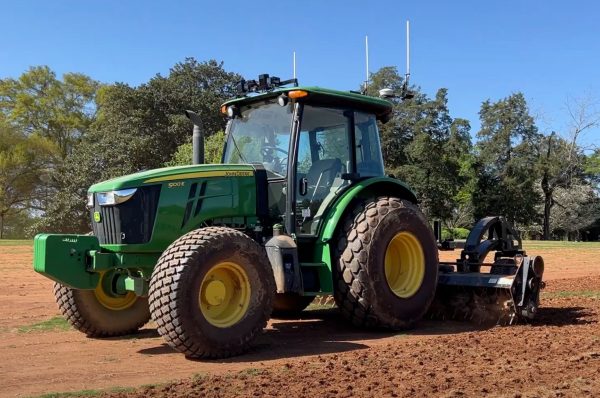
[137,307,490,362]
[108,328,161,340]
[531,306,596,326]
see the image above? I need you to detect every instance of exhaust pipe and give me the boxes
[185,110,204,165]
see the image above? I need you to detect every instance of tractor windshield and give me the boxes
[223,100,293,178]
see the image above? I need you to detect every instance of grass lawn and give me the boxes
[0,239,32,246]
[18,316,71,333]
[523,240,600,249]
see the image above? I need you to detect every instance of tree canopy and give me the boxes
[365,68,472,221]
[0,66,98,158]
[0,120,56,237]
[0,60,598,240]
[472,93,542,225]
[34,59,240,233]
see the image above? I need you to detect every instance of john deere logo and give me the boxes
[93,211,101,222]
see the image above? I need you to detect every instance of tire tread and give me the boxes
[54,283,149,337]
[148,226,273,359]
[333,196,435,329]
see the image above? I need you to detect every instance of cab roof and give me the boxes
[222,86,393,120]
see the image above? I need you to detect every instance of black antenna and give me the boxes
[362,36,369,94]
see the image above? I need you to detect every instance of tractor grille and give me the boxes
[91,185,161,245]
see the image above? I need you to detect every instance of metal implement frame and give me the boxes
[435,217,545,323]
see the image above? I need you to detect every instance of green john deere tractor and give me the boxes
[34,74,545,358]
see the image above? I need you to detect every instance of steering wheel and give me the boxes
[261,146,288,177]
[261,146,288,157]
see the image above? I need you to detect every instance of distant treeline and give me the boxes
[0,59,599,240]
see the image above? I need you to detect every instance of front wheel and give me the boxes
[333,196,438,329]
[54,275,150,337]
[148,227,275,359]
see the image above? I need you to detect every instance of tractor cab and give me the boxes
[221,78,392,237]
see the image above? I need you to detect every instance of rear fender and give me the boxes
[318,177,417,243]
[312,177,417,279]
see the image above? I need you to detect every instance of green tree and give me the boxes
[34,59,239,234]
[0,66,98,158]
[166,131,226,166]
[0,122,56,238]
[364,66,429,171]
[84,58,239,174]
[586,149,600,188]
[0,66,99,232]
[364,67,473,221]
[473,93,541,225]
[445,118,477,230]
[397,89,472,220]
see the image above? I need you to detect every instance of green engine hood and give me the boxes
[88,164,256,192]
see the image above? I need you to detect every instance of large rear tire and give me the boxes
[271,293,314,318]
[148,227,275,359]
[54,280,150,337]
[333,196,438,329]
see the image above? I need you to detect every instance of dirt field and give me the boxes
[1,241,599,397]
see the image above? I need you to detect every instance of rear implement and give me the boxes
[432,217,545,324]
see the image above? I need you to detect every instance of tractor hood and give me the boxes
[88,164,256,192]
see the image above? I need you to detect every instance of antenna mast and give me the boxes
[377,20,414,100]
[364,35,369,93]
[405,20,410,83]
[293,51,297,79]
[401,20,414,100]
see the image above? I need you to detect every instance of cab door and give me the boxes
[293,106,353,236]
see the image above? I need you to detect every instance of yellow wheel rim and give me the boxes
[384,231,425,298]
[94,272,137,311]
[199,262,251,328]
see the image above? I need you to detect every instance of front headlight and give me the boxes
[87,193,94,208]
[96,188,138,206]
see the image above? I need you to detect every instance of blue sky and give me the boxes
[1,0,599,147]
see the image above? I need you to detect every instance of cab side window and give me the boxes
[355,112,385,177]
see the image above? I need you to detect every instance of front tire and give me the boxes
[148,227,275,359]
[333,196,438,329]
[54,281,150,337]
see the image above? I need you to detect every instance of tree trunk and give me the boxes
[541,134,554,240]
[542,186,553,240]
[0,214,3,240]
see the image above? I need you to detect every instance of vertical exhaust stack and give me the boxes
[185,110,204,165]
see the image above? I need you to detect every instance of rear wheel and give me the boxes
[54,272,150,337]
[271,293,314,318]
[333,196,438,329]
[149,227,275,359]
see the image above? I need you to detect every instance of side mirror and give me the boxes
[185,110,203,127]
